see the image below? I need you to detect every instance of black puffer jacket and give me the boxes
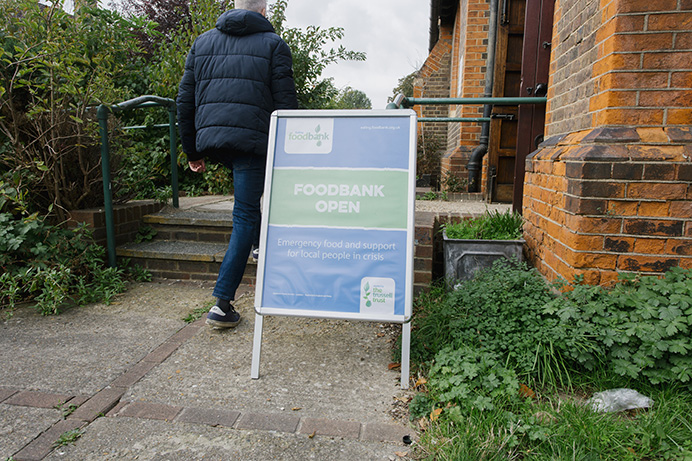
[177,9,298,161]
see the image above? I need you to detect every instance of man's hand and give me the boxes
[189,159,206,173]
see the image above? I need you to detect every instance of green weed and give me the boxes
[183,301,214,323]
[133,225,157,244]
[55,402,79,419]
[53,428,84,447]
[441,170,467,194]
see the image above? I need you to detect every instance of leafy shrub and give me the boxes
[416,134,443,181]
[113,133,174,202]
[545,268,692,389]
[428,345,520,411]
[444,209,523,240]
[0,171,132,315]
[418,191,447,201]
[0,0,150,218]
[441,170,468,194]
[411,259,560,378]
[411,261,692,425]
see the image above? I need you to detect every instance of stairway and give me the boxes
[113,194,498,295]
[116,201,256,285]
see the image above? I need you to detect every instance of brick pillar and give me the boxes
[523,0,692,284]
[441,0,491,192]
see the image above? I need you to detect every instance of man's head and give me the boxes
[236,0,267,15]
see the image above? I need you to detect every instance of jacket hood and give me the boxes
[216,9,275,36]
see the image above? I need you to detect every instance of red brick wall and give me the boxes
[441,0,490,192]
[524,127,692,285]
[547,0,692,135]
[66,200,164,247]
[415,24,453,149]
[545,0,600,136]
[524,0,692,284]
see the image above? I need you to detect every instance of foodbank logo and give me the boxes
[288,124,328,146]
[360,277,395,316]
[285,118,334,154]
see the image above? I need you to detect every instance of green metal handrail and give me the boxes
[419,117,491,123]
[97,95,178,267]
[386,95,547,122]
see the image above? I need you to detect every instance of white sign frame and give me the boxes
[251,109,416,389]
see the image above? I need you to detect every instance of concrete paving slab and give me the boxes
[117,240,228,262]
[44,417,410,460]
[196,201,235,213]
[0,283,210,396]
[123,294,407,425]
[0,404,61,459]
[2,279,415,459]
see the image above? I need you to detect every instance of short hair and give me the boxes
[235,0,267,13]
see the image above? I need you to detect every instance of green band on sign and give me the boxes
[269,169,409,229]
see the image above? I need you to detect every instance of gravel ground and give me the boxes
[414,199,511,214]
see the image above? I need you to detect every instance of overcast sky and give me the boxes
[280,0,431,109]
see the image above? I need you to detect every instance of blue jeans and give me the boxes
[212,153,266,301]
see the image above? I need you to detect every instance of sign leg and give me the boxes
[251,313,264,379]
[400,322,411,389]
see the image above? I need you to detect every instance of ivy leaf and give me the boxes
[612,359,640,378]
[659,305,683,321]
[665,316,687,336]
[639,302,658,320]
[669,340,690,355]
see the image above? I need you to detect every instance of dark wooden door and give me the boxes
[513,0,555,212]
[488,0,526,203]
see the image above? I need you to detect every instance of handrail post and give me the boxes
[168,105,179,209]
[97,104,117,268]
[96,95,178,269]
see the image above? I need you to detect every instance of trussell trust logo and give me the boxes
[360,277,395,316]
[284,118,334,154]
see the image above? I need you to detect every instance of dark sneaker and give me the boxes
[206,305,241,329]
[251,246,260,262]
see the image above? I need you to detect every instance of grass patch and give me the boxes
[444,209,523,240]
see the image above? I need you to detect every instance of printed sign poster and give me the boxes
[255,110,416,322]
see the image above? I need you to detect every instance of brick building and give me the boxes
[415,0,692,284]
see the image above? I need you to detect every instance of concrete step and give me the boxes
[143,210,233,244]
[117,239,256,285]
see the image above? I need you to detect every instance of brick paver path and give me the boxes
[2,318,410,460]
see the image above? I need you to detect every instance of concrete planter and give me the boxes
[443,230,525,284]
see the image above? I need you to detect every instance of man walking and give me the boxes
[177,0,298,328]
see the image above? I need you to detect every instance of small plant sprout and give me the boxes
[53,428,84,447]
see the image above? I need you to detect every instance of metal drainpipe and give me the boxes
[467,0,500,193]
[429,0,440,52]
